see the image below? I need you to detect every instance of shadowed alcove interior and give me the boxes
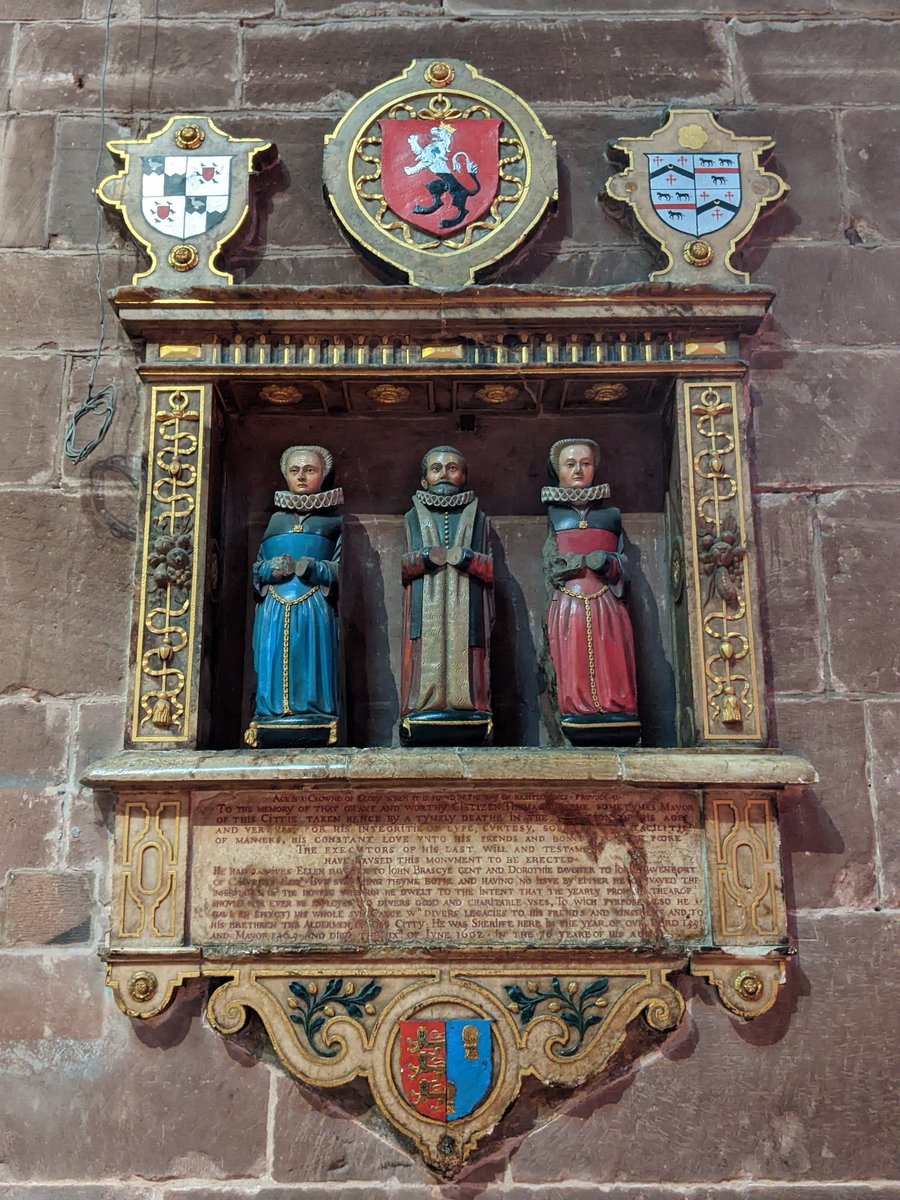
[204,376,678,749]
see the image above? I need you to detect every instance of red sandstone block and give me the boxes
[723,105,842,241]
[281,0,440,14]
[62,350,143,485]
[866,700,900,908]
[537,108,650,251]
[50,116,136,250]
[0,491,132,696]
[0,1190,154,1200]
[0,986,269,1179]
[495,244,654,288]
[754,245,900,345]
[774,696,875,908]
[270,1073,433,1184]
[10,22,239,113]
[832,0,899,10]
[143,0,274,13]
[750,349,900,490]
[0,355,66,484]
[0,253,133,353]
[235,248,393,287]
[757,495,825,696]
[817,489,900,694]
[218,114,347,253]
[157,1189,900,1200]
[0,953,105,1041]
[68,697,125,870]
[448,0,809,10]
[511,913,897,1183]
[733,19,900,106]
[242,19,732,110]
[842,108,900,243]
[2,870,94,946]
[0,0,82,14]
[0,116,54,249]
[0,699,69,879]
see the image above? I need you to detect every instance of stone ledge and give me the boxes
[82,747,816,790]
[110,281,775,338]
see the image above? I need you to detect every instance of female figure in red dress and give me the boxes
[543,438,640,746]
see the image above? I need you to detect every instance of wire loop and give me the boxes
[63,385,117,465]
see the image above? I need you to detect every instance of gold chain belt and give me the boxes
[271,585,319,714]
[555,584,608,711]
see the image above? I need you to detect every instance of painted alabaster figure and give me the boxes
[244,446,343,749]
[400,446,494,746]
[543,438,640,746]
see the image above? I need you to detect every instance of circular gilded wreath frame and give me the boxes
[323,59,558,290]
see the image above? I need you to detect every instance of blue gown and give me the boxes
[251,516,341,730]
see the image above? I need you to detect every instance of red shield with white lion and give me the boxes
[379,119,501,238]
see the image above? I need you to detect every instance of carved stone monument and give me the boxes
[89,90,808,1174]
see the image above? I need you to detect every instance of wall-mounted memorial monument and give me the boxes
[83,91,810,1175]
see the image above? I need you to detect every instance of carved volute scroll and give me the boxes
[206,960,685,1175]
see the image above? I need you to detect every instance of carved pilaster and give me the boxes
[128,385,211,747]
[677,379,766,743]
[704,792,787,948]
[111,794,187,948]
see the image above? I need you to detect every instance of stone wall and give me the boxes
[0,1,898,1197]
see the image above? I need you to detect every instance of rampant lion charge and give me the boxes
[404,123,481,229]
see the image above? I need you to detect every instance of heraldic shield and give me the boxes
[380,119,500,237]
[398,1019,493,1122]
[647,151,742,237]
[141,155,232,240]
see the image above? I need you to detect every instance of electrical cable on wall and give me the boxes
[63,0,118,465]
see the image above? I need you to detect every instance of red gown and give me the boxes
[546,527,638,716]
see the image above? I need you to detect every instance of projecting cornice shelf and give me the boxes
[83,747,814,791]
[109,283,774,379]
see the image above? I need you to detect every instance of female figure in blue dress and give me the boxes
[244,445,342,748]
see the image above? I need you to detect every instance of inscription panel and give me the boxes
[191,789,707,950]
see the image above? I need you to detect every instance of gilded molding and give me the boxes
[96,114,273,288]
[606,108,788,285]
[323,59,557,289]
[691,956,785,1020]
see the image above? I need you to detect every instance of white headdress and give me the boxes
[279,444,334,480]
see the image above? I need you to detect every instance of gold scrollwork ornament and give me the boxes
[206,963,684,1174]
[324,59,557,289]
[132,387,205,745]
[683,381,762,741]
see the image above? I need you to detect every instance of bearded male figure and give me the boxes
[400,446,494,746]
